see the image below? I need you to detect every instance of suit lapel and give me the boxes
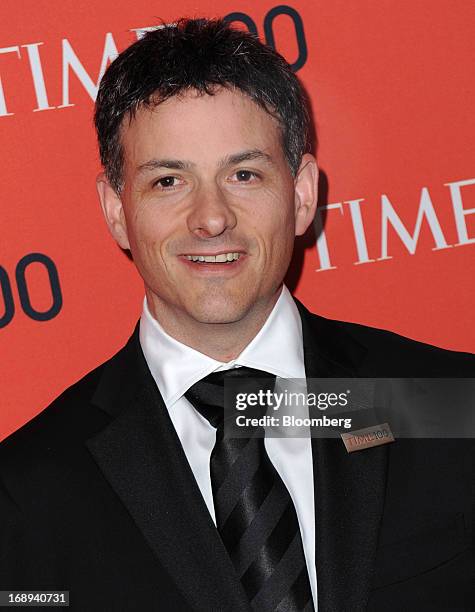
[86,327,251,612]
[295,300,388,612]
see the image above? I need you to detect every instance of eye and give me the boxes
[153,176,182,189]
[231,170,260,183]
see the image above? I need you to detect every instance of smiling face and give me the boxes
[97,87,317,343]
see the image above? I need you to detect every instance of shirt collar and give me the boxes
[139,285,305,408]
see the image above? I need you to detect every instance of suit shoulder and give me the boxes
[309,311,475,375]
[0,326,140,466]
[345,318,472,357]
[0,360,109,464]
[0,358,119,515]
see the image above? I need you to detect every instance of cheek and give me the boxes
[128,204,170,249]
[255,219,294,270]
[127,217,168,269]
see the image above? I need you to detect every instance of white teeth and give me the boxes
[184,252,241,263]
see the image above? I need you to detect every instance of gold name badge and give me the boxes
[341,423,395,453]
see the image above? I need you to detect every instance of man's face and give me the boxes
[98,88,317,327]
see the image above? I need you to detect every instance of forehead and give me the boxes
[120,88,284,169]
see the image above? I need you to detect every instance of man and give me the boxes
[0,18,473,612]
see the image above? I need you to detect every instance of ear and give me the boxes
[96,173,130,250]
[293,153,319,236]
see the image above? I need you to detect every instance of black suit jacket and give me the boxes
[1,301,474,611]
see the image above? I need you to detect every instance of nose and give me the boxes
[186,184,237,238]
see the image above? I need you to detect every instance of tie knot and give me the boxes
[185,367,276,428]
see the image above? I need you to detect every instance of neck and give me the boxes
[146,289,282,362]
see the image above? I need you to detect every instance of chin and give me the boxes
[186,298,250,325]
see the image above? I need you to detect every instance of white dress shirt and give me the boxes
[139,285,317,607]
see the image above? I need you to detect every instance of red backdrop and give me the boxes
[1,0,474,440]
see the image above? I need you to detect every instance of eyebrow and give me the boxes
[137,158,192,173]
[136,149,275,175]
[222,149,274,167]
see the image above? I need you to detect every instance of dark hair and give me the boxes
[94,18,310,192]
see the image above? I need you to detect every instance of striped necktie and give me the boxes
[185,367,314,611]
